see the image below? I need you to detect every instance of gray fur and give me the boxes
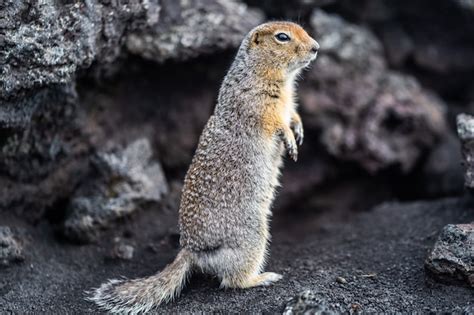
[88,21,318,313]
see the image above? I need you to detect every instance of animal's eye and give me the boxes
[275,33,291,42]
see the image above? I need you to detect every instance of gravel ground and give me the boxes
[1,197,473,314]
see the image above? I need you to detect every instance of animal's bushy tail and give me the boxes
[87,249,192,314]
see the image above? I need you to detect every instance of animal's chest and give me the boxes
[280,85,295,125]
[254,132,285,174]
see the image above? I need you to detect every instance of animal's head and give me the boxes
[246,21,319,73]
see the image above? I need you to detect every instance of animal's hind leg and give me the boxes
[223,271,283,288]
[217,244,282,289]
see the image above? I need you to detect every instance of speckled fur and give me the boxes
[88,21,318,314]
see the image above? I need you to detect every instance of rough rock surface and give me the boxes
[0,84,84,179]
[301,10,447,173]
[283,290,341,314]
[126,0,264,63]
[1,197,473,313]
[0,0,263,98]
[62,138,168,243]
[425,223,474,287]
[1,0,138,98]
[457,113,474,189]
[0,84,90,220]
[0,226,24,267]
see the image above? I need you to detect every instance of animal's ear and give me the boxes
[251,31,261,46]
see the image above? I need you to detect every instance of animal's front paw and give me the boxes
[284,135,298,162]
[291,120,304,146]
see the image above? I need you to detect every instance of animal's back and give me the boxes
[179,114,282,252]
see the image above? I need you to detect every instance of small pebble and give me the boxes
[336,276,347,284]
[351,302,362,313]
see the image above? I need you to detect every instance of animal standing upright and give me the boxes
[89,21,319,314]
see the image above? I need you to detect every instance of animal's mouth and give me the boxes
[290,54,318,71]
[299,54,317,65]
[308,51,318,61]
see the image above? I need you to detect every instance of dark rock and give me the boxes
[0,84,84,180]
[0,226,24,267]
[1,0,126,98]
[334,0,474,99]
[0,84,90,219]
[378,23,414,67]
[126,0,264,63]
[417,132,464,197]
[0,0,263,99]
[425,223,474,287]
[0,92,40,129]
[336,0,474,73]
[457,114,474,189]
[462,305,474,314]
[75,53,229,174]
[160,180,184,213]
[244,0,335,19]
[276,155,337,211]
[335,276,347,284]
[455,0,474,10]
[62,138,168,243]
[283,290,340,315]
[301,10,447,173]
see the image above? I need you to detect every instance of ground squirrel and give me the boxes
[89,21,319,314]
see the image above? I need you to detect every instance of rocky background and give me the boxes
[1,0,473,313]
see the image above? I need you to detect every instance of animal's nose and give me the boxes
[311,41,320,54]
